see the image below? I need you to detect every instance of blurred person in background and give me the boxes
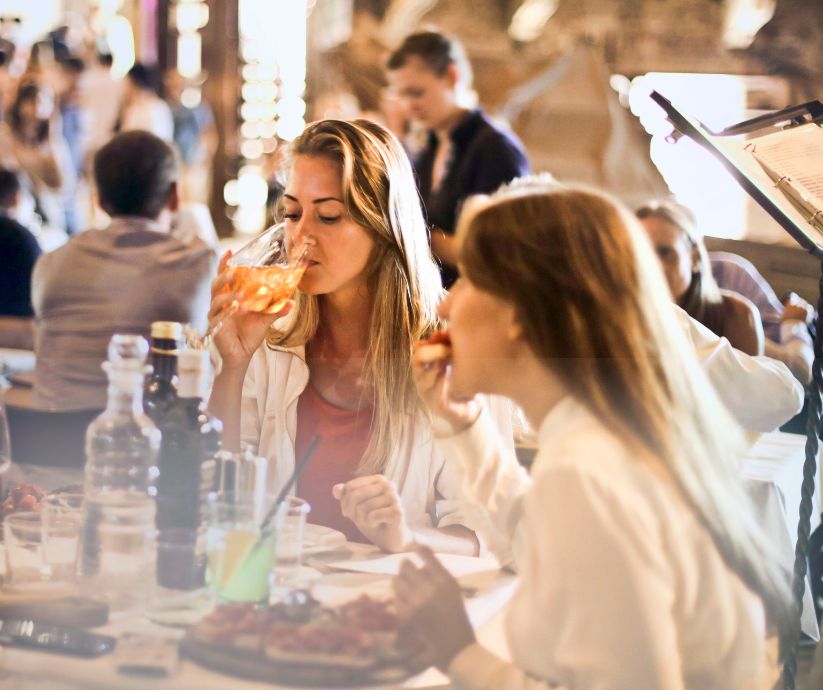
[637,200,763,356]
[165,71,216,205]
[31,131,215,411]
[81,52,123,155]
[0,167,40,349]
[55,56,88,234]
[711,251,813,385]
[118,62,173,142]
[0,80,72,236]
[386,29,529,288]
[0,48,13,120]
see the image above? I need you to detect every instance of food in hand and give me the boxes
[193,594,405,669]
[416,330,452,364]
[1,482,46,518]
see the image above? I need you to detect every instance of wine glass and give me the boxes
[195,222,308,347]
[0,376,13,497]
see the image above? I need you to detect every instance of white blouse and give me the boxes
[438,397,778,690]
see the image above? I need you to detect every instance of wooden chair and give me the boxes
[0,317,34,350]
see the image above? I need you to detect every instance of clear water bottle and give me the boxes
[78,335,160,613]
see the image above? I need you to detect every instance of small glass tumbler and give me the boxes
[42,492,84,528]
[270,496,310,592]
[206,492,271,603]
[5,511,80,588]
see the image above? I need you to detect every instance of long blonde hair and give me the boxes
[268,119,443,474]
[458,180,793,642]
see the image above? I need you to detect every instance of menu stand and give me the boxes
[650,91,823,690]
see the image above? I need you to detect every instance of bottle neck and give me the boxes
[149,338,178,382]
[105,370,146,417]
[177,370,208,402]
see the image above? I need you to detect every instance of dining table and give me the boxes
[0,428,819,688]
[0,463,517,690]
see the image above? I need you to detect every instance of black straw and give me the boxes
[259,435,320,533]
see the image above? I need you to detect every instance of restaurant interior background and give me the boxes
[6,0,823,298]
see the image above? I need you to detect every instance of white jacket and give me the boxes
[240,344,515,532]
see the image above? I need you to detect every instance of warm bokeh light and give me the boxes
[231,0,308,232]
[508,0,559,42]
[630,73,748,239]
[177,32,201,78]
[106,14,135,77]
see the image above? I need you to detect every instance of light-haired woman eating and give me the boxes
[399,180,791,689]
[209,119,511,554]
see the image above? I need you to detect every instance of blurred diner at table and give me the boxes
[637,199,764,356]
[386,29,530,288]
[31,130,215,412]
[711,250,814,386]
[0,167,39,350]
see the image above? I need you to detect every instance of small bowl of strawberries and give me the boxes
[1,482,46,519]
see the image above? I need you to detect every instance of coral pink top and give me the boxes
[296,383,373,543]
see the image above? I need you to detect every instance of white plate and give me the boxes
[302,523,347,555]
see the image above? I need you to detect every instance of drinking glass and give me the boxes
[206,492,272,603]
[0,377,12,495]
[270,497,310,592]
[4,511,80,588]
[42,492,84,528]
[199,222,308,346]
[4,512,42,586]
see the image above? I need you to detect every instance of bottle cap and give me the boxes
[107,334,149,365]
[150,322,183,341]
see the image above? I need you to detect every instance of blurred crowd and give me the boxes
[0,23,217,243]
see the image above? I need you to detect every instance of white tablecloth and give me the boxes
[741,431,821,640]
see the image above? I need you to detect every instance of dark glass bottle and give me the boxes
[144,321,183,422]
[155,349,222,590]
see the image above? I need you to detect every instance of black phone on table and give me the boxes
[0,619,117,658]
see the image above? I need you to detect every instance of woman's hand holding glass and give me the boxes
[208,251,294,371]
[332,475,414,553]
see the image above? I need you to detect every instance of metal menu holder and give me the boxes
[650,91,823,689]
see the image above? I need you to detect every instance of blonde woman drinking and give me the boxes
[399,180,791,689]
[209,119,510,554]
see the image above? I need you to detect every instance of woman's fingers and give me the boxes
[415,544,449,576]
[366,505,404,528]
[354,494,396,519]
[338,477,395,521]
[217,250,233,272]
[210,265,235,301]
[208,290,239,323]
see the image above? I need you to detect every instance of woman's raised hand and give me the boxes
[412,332,481,436]
[208,251,293,370]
